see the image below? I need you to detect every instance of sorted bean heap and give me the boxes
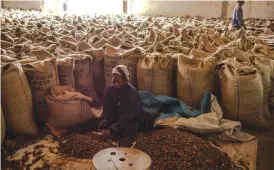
[59,132,113,159]
[135,128,240,170]
[59,129,240,170]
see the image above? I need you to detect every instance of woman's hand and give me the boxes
[98,119,108,129]
[102,128,112,141]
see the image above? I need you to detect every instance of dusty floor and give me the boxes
[1,120,274,170]
[244,119,274,170]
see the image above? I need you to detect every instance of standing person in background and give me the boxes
[232,0,247,30]
[63,0,68,12]
[40,0,44,12]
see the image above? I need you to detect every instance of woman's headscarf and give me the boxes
[112,65,130,81]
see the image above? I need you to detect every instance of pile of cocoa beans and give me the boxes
[59,132,113,159]
[60,128,241,170]
[135,128,241,170]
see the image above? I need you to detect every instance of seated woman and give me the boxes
[47,65,157,147]
[98,65,158,146]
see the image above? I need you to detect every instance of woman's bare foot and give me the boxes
[46,123,68,139]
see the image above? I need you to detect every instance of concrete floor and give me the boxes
[2,123,273,170]
[2,113,273,170]
[244,119,274,170]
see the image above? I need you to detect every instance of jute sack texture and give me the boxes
[84,48,106,104]
[73,54,99,103]
[250,56,273,119]
[24,58,59,122]
[1,63,38,135]
[46,86,96,129]
[177,54,215,109]
[104,44,142,88]
[232,47,273,119]
[57,57,75,88]
[137,53,173,96]
[218,58,269,128]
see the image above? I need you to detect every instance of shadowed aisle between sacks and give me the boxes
[243,119,274,170]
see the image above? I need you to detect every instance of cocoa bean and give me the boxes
[59,132,113,159]
[134,128,240,170]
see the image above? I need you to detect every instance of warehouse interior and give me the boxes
[1,0,274,170]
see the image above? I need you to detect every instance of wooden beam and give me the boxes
[123,0,128,14]
[221,1,229,19]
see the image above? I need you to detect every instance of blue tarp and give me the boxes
[138,91,211,121]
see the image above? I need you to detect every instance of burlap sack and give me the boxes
[59,36,78,43]
[169,39,181,46]
[22,32,34,41]
[163,46,191,55]
[137,53,173,96]
[232,47,273,119]
[64,25,76,31]
[146,29,157,43]
[41,27,51,34]
[101,31,111,39]
[56,48,73,56]
[75,31,86,41]
[30,49,55,60]
[160,35,175,46]
[1,32,14,43]
[210,32,225,46]
[77,41,92,52]
[236,35,254,52]
[1,55,18,64]
[89,36,101,45]
[1,40,13,49]
[93,39,110,48]
[198,35,217,53]
[24,58,59,122]
[58,57,75,88]
[108,35,122,47]
[173,27,181,37]
[218,58,269,128]
[1,107,5,143]
[116,31,126,39]
[1,63,38,135]
[59,39,77,51]
[10,44,28,55]
[252,43,270,56]
[189,48,212,59]
[84,48,106,104]
[46,44,57,54]
[181,28,193,41]
[250,56,273,119]
[46,86,95,129]
[177,54,215,109]
[17,36,31,44]
[210,47,233,62]
[104,44,142,87]
[73,55,99,103]
[228,28,244,40]
[221,35,232,44]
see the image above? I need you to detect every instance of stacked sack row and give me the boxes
[1,9,274,143]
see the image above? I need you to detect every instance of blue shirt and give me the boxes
[232,5,243,29]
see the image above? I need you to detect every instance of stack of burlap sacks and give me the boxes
[1,9,274,143]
